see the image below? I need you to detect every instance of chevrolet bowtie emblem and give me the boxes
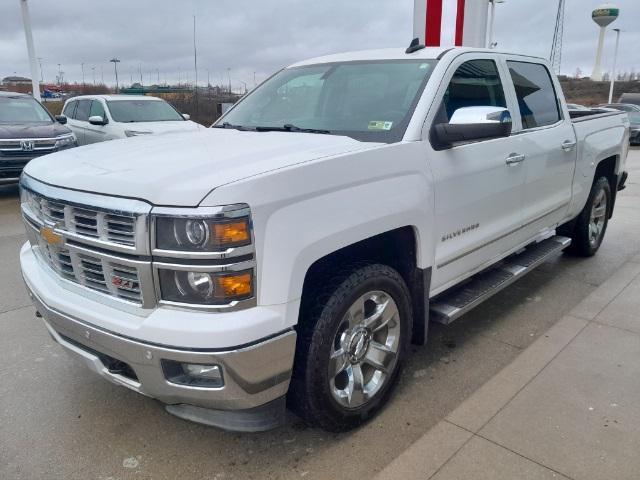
[40,226,63,246]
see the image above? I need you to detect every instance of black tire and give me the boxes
[288,263,412,432]
[564,176,611,257]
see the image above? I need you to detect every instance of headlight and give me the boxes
[152,204,255,308]
[157,268,253,305]
[55,134,77,149]
[155,214,251,252]
[125,130,153,137]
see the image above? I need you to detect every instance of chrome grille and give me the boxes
[37,241,143,304]
[0,138,57,155]
[25,189,141,249]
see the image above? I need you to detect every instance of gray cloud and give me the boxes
[1,0,637,88]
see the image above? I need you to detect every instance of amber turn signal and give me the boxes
[215,272,253,298]
[212,219,250,247]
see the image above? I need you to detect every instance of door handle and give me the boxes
[506,153,526,166]
[561,140,577,151]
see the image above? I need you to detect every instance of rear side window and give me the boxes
[62,101,76,119]
[75,100,91,121]
[507,61,561,129]
[441,59,506,121]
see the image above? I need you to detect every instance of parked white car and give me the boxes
[20,46,629,433]
[60,95,201,145]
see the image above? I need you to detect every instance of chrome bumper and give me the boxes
[25,284,296,431]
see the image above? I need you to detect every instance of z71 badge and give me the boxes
[441,223,480,242]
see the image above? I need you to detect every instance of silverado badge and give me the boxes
[40,226,63,246]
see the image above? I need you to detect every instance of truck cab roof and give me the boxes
[288,47,546,68]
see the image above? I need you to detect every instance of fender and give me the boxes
[202,141,435,315]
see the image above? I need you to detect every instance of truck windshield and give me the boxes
[217,60,437,143]
[106,100,184,123]
[0,96,53,124]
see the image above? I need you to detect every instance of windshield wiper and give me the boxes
[254,124,331,134]
[212,122,254,131]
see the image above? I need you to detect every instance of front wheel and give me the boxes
[289,264,412,432]
[565,176,611,257]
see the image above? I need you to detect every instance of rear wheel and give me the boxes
[289,264,412,432]
[563,176,611,257]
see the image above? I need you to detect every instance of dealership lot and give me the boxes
[1,148,639,480]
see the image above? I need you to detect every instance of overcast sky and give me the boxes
[1,0,638,89]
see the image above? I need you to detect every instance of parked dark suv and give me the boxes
[0,91,76,184]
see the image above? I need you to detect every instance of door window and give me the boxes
[75,100,91,122]
[507,61,561,129]
[89,100,106,119]
[440,59,506,121]
[62,101,77,119]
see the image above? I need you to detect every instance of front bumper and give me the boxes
[0,157,33,184]
[22,249,297,431]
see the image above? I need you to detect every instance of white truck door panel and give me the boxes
[504,60,576,234]
[427,57,527,293]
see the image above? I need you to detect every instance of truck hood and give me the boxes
[0,122,71,139]
[24,128,378,206]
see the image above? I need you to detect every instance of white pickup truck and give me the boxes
[19,45,629,432]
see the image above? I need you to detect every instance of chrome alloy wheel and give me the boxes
[589,189,607,248]
[328,291,401,409]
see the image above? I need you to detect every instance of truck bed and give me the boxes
[569,108,624,122]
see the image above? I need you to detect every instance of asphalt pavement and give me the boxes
[1,148,639,480]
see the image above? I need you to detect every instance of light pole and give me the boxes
[19,0,41,100]
[57,63,62,85]
[608,28,621,103]
[81,62,85,87]
[91,66,95,85]
[110,58,120,93]
[487,0,505,49]
[227,68,231,94]
[37,57,43,83]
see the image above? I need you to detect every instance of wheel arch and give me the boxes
[298,226,431,345]
[594,154,618,218]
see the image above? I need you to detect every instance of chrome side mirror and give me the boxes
[182,113,191,120]
[432,106,513,149]
[88,115,107,126]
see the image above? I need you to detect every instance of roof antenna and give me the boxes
[406,37,425,54]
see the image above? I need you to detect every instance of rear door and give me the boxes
[62,100,83,143]
[428,54,528,293]
[503,59,576,237]
[71,99,92,145]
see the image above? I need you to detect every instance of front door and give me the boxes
[83,100,108,145]
[428,56,527,294]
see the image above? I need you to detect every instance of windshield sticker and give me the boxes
[368,121,393,131]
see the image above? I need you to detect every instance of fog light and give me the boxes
[162,360,224,388]
[184,363,221,379]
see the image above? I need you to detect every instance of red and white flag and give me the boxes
[413,0,489,48]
